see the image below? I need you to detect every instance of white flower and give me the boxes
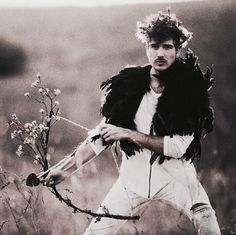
[39,108,44,114]
[31,82,37,87]
[11,114,17,119]
[54,101,59,106]
[24,92,30,97]
[18,145,23,151]
[17,130,23,135]
[31,80,39,87]
[43,88,50,95]
[37,124,45,132]
[11,132,16,139]
[16,145,23,157]
[35,155,41,160]
[24,123,32,132]
[38,88,43,93]
[54,89,61,96]
[23,137,31,144]
[31,120,37,126]
[46,117,51,123]
[33,160,38,164]
[11,131,18,139]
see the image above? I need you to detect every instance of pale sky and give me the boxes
[0,0,205,7]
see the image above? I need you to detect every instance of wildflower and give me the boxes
[54,89,61,96]
[35,154,41,160]
[11,132,17,139]
[24,92,30,97]
[31,80,40,87]
[44,88,50,95]
[45,116,51,123]
[31,120,37,126]
[16,145,23,157]
[38,88,43,94]
[37,124,45,132]
[24,123,32,132]
[23,137,30,144]
[55,101,60,106]
[17,130,23,135]
[33,160,38,164]
[11,114,17,120]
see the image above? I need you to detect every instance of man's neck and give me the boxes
[150,68,165,94]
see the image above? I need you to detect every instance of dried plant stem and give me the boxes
[50,186,140,221]
[4,194,23,235]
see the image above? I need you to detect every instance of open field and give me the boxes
[0,0,235,234]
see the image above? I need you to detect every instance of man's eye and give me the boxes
[151,44,158,49]
[163,45,174,49]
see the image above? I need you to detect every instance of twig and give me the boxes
[50,186,140,221]
[0,220,9,232]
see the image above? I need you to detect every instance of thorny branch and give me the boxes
[8,74,140,223]
[50,185,140,220]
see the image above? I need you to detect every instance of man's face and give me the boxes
[146,39,179,74]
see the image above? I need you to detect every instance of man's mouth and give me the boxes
[155,60,166,63]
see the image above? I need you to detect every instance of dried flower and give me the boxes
[35,154,41,160]
[17,130,23,135]
[11,132,16,139]
[32,120,37,126]
[46,117,51,123]
[44,88,50,95]
[37,124,45,132]
[11,114,17,119]
[16,145,23,157]
[54,89,61,96]
[23,137,31,144]
[31,80,40,87]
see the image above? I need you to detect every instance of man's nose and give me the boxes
[156,48,164,58]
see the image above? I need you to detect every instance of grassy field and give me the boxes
[0,0,235,234]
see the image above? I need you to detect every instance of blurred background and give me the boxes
[0,0,235,234]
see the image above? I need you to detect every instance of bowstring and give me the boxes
[58,116,134,216]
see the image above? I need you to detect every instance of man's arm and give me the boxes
[100,124,164,154]
[100,124,193,158]
[42,143,97,186]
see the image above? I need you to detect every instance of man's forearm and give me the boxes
[127,130,164,154]
[58,143,97,176]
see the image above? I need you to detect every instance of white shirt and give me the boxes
[88,88,195,198]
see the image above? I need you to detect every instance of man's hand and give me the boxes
[99,124,131,142]
[100,123,164,154]
[41,168,68,187]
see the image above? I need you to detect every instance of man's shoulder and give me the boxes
[118,64,151,75]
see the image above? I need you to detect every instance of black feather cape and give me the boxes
[93,54,214,163]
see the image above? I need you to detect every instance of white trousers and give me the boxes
[84,177,221,235]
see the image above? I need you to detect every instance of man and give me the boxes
[43,10,221,235]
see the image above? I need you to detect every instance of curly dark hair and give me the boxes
[136,9,192,48]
